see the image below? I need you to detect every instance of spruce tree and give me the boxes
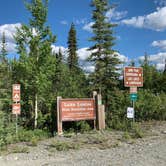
[89,0,121,111]
[67,23,87,97]
[67,23,78,72]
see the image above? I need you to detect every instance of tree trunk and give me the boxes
[34,94,38,129]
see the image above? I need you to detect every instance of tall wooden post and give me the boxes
[57,96,63,135]
[96,93,105,130]
[93,91,97,129]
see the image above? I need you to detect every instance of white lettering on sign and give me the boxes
[14,85,20,91]
[124,67,143,87]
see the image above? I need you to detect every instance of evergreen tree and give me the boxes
[67,23,78,72]
[13,0,56,129]
[89,0,121,111]
[67,23,87,98]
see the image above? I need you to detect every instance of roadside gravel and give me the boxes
[0,121,166,166]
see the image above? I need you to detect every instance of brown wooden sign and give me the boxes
[12,103,21,115]
[60,99,96,121]
[12,84,21,102]
[124,67,143,87]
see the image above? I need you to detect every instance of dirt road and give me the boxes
[0,122,166,166]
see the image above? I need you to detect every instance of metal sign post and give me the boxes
[124,67,143,123]
[16,113,18,135]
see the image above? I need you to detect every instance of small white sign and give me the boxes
[127,107,134,118]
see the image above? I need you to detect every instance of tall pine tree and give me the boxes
[67,23,78,72]
[89,0,121,111]
[67,23,87,97]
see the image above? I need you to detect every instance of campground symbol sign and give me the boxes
[12,84,21,102]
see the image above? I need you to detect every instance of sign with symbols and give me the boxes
[12,103,21,115]
[60,99,96,121]
[130,93,138,101]
[12,84,20,102]
[124,67,143,87]
[127,107,134,118]
[130,87,137,94]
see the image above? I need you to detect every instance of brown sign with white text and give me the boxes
[60,99,96,121]
[12,103,21,115]
[124,67,143,87]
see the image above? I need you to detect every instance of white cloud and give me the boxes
[139,52,166,70]
[115,52,128,63]
[77,47,92,60]
[60,20,68,25]
[82,22,94,32]
[0,23,21,53]
[74,18,87,25]
[152,40,166,50]
[51,45,67,55]
[121,7,166,31]
[156,63,165,70]
[83,8,127,32]
[106,8,128,21]
[154,0,166,7]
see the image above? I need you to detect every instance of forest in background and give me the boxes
[0,0,166,149]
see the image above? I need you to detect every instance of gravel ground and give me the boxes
[0,121,166,166]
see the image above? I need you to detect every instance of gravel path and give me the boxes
[0,122,166,166]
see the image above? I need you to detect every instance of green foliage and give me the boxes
[9,146,29,154]
[67,23,78,71]
[49,140,80,151]
[131,123,144,138]
[136,90,166,121]
[13,0,56,129]
[17,129,50,142]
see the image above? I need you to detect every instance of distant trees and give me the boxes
[0,0,165,135]
[0,32,11,112]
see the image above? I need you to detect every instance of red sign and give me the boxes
[12,103,21,115]
[12,84,20,102]
[60,99,96,121]
[124,67,143,87]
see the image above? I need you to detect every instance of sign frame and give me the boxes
[59,98,96,122]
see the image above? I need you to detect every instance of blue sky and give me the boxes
[0,0,166,71]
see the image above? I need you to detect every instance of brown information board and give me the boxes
[124,67,143,87]
[60,99,96,121]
